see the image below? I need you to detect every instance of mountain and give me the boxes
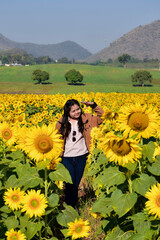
[84,20,160,62]
[0,34,92,60]
[0,48,29,56]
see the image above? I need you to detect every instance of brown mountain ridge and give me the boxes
[85,20,160,62]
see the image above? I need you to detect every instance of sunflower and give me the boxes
[89,208,101,219]
[5,228,26,240]
[67,218,91,239]
[0,122,17,146]
[22,124,63,162]
[49,156,62,170]
[99,132,142,166]
[3,188,25,211]
[145,183,160,218]
[16,126,28,152]
[101,107,118,121]
[117,103,160,139]
[90,127,102,154]
[55,180,64,190]
[16,113,26,125]
[21,189,48,218]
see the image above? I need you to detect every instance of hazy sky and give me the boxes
[1,0,160,54]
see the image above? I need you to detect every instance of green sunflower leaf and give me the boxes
[49,163,72,184]
[147,156,160,176]
[132,173,157,196]
[48,193,59,208]
[26,221,42,240]
[111,189,137,217]
[105,226,125,240]
[91,195,112,216]
[102,166,126,187]
[126,234,146,240]
[142,141,155,162]
[56,204,79,227]
[3,216,19,230]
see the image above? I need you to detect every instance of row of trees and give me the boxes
[90,55,159,67]
[32,69,83,85]
[0,54,75,65]
[32,68,153,86]
[1,52,159,67]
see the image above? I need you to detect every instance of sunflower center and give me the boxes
[18,116,23,122]
[128,112,149,131]
[105,111,113,120]
[12,194,19,202]
[110,139,131,156]
[35,135,53,153]
[2,129,12,140]
[30,199,40,209]
[156,195,160,207]
[75,225,82,233]
[11,235,18,240]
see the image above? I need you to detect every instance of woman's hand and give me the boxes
[81,101,94,107]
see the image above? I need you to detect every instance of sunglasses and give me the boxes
[72,131,76,142]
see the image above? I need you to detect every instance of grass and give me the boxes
[0,64,160,94]
[78,178,105,240]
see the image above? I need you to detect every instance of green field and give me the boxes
[0,64,160,94]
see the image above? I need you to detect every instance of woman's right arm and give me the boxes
[55,119,62,134]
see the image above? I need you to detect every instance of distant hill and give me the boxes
[0,34,92,60]
[0,48,29,56]
[84,20,160,62]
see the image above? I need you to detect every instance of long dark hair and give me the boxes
[60,99,84,138]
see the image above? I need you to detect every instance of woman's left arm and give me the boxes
[81,101,104,124]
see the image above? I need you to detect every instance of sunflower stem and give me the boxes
[138,160,142,173]
[39,217,42,240]
[128,178,133,193]
[44,167,48,238]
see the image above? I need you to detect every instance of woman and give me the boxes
[56,99,104,208]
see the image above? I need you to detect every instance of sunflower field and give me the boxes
[1,92,160,240]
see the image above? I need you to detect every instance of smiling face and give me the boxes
[69,104,81,120]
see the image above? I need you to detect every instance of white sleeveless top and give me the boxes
[63,119,88,157]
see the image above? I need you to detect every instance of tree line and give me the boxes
[32,68,153,87]
[0,54,75,65]
[0,52,159,67]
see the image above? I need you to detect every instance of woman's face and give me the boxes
[69,104,81,119]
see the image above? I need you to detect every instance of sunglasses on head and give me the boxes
[72,130,76,142]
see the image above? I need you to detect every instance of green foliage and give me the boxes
[87,140,160,239]
[32,69,50,84]
[0,140,74,239]
[118,54,131,66]
[131,70,153,86]
[58,57,72,63]
[65,68,83,84]
[0,50,55,65]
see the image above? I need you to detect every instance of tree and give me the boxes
[131,70,152,86]
[32,69,50,84]
[1,56,9,64]
[65,69,83,85]
[118,54,131,67]
[35,56,53,64]
[58,57,71,63]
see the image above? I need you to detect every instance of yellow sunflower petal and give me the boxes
[145,183,160,218]
[67,218,91,239]
[5,228,26,240]
[21,189,48,218]
[99,132,142,166]
[3,188,25,211]
[19,124,63,162]
[117,103,160,139]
